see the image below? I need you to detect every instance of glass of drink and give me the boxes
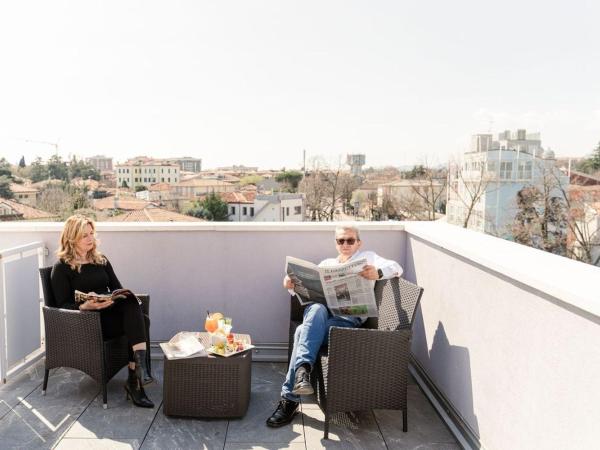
[204,314,218,334]
[223,317,232,335]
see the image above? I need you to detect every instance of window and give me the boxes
[486,161,497,175]
[161,178,164,182]
[231,206,236,215]
[500,162,513,180]
[168,178,170,182]
[517,161,532,179]
[250,207,254,216]
[294,206,302,214]
[243,207,247,215]
[286,207,290,216]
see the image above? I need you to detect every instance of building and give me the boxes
[85,155,113,172]
[223,192,305,222]
[115,157,180,190]
[0,198,57,221]
[447,129,569,235]
[347,154,366,177]
[167,157,202,173]
[171,178,236,198]
[9,183,38,207]
[222,192,256,222]
[252,193,305,222]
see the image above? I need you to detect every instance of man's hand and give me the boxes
[283,275,295,290]
[359,264,379,280]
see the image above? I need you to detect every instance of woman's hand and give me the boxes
[283,275,295,290]
[359,264,379,280]
[79,297,113,310]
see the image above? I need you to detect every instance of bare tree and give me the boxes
[555,178,600,265]
[449,159,496,228]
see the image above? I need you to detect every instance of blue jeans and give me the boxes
[281,303,362,402]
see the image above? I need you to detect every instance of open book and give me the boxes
[286,256,378,318]
[74,288,133,304]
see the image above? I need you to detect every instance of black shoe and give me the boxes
[266,399,300,427]
[292,365,314,396]
[133,350,153,386]
[124,369,154,408]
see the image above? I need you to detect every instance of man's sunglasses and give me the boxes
[336,238,357,245]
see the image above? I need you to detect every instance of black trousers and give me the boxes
[99,294,147,361]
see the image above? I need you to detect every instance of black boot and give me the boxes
[133,350,153,386]
[266,399,299,427]
[124,369,154,408]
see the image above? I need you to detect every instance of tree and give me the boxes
[187,192,229,221]
[135,185,148,192]
[29,157,49,182]
[18,156,26,168]
[69,157,100,180]
[0,175,14,199]
[511,161,568,256]
[403,165,426,179]
[275,170,303,192]
[449,158,496,228]
[47,154,69,180]
[239,175,263,186]
[0,157,12,179]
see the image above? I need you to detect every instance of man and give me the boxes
[266,225,402,427]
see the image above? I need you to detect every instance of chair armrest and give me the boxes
[135,294,150,317]
[43,306,104,350]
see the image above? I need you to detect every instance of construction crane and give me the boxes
[25,139,59,153]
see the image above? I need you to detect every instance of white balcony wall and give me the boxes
[404,221,600,450]
[0,222,406,344]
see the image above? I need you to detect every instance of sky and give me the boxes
[1,0,599,170]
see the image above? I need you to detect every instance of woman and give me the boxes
[50,214,154,408]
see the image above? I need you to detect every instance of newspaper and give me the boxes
[159,332,208,360]
[285,256,378,318]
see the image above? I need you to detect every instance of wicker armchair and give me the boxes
[289,277,423,439]
[39,267,151,409]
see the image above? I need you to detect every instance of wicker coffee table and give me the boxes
[163,332,252,418]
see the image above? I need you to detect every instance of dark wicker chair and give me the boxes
[289,277,423,439]
[39,267,151,409]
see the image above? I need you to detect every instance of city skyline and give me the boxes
[1,1,599,169]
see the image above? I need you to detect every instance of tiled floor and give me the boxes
[0,359,459,449]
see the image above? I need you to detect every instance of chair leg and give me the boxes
[324,413,329,439]
[403,407,407,432]
[42,369,49,395]
[102,382,108,409]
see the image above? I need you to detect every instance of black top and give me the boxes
[50,258,122,310]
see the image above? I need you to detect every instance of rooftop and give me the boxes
[0,359,458,449]
[0,221,598,449]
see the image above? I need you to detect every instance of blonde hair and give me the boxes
[57,214,106,272]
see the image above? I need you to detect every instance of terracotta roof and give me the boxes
[221,192,254,204]
[175,179,234,187]
[109,207,204,222]
[0,198,57,220]
[71,178,100,190]
[92,196,155,211]
[9,183,38,193]
[148,183,171,192]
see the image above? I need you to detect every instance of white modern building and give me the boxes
[447,129,569,235]
[227,193,305,222]
[115,157,180,190]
